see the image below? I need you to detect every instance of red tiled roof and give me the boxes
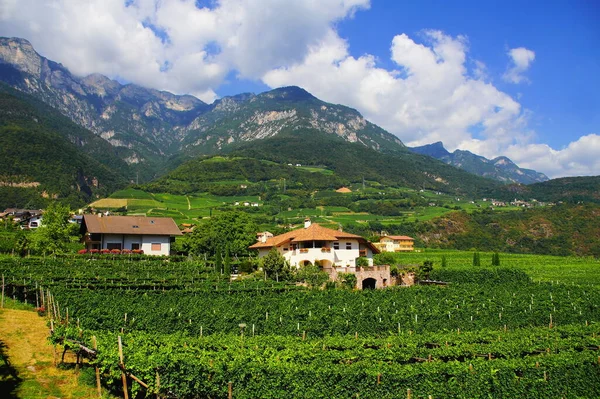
[249,223,379,253]
[83,215,182,236]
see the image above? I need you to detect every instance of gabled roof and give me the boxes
[249,223,379,253]
[381,235,414,241]
[82,215,182,236]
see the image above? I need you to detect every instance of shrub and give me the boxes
[338,272,357,290]
[77,249,88,254]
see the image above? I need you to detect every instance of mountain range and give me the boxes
[0,36,581,208]
[409,142,548,184]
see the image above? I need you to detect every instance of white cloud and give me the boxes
[505,134,600,178]
[503,47,535,84]
[264,30,523,151]
[0,0,369,102]
[0,1,596,178]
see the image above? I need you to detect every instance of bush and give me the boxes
[374,252,396,266]
[338,272,357,290]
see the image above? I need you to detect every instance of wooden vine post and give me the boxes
[92,336,102,397]
[118,336,129,399]
[228,381,233,399]
[1,274,4,308]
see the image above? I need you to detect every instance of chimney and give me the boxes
[304,218,311,229]
[338,224,343,232]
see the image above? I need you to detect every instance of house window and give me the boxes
[131,243,140,250]
[107,243,122,250]
[151,243,161,251]
[283,247,288,251]
[333,242,339,250]
[346,242,352,250]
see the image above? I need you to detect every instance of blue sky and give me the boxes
[0,0,598,177]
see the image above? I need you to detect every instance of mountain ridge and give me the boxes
[0,36,551,192]
[409,141,549,184]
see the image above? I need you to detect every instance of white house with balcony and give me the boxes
[249,219,385,281]
[249,219,388,288]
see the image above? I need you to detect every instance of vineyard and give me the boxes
[1,255,599,398]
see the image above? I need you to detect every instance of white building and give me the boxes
[249,219,379,269]
[81,215,182,255]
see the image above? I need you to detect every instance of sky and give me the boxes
[0,0,598,178]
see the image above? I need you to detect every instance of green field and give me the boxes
[395,249,600,287]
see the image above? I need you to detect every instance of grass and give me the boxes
[90,187,553,230]
[0,306,117,398]
[396,249,600,287]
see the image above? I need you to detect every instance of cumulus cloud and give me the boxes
[0,0,369,101]
[503,47,535,84]
[264,29,524,151]
[0,1,596,178]
[505,134,600,178]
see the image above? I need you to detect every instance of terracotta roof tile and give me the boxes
[249,223,379,253]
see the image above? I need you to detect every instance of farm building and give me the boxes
[81,214,182,255]
[375,235,415,252]
[250,219,389,289]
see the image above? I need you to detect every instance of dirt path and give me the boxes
[0,308,108,398]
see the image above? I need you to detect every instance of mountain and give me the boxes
[0,37,405,180]
[409,142,549,184]
[0,37,210,180]
[178,86,406,157]
[0,84,128,208]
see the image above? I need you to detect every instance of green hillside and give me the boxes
[519,176,600,203]
[0,85,128,208]
[385,203,600,257]
[226,130,501,196]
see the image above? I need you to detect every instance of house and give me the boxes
[250,219,388,289]
[27,216,42,229]
[2,208,43,223]
[81,214,182,255]
[376,235,415,252]
[256,231,274,243]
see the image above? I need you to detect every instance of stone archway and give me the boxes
[362,277,377,290]
[299,260,313,267]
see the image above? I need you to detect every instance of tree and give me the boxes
[187,211,258,257]
[441,255,447,268]
[30,202,79,255]
[215,250,223,274]
[419,260,434,280]
[295,264,329,288]
[491,252,501,266]
[224,247,232,276]
[356,257,369,268]
[472,252,481,267]
[261,248,288,280]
